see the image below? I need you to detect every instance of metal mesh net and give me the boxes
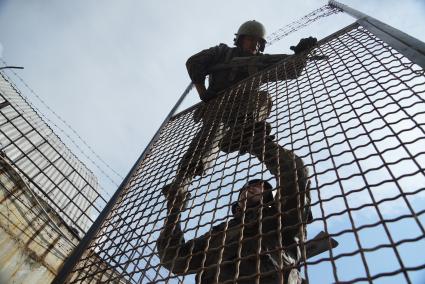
[62,22,425,283]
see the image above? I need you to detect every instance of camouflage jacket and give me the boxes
[157,204,304,284]
[186,44,304,96]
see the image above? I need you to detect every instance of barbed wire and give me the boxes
[0,59,123,191]
[266,5,341,46]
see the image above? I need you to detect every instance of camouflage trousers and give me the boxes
[169,90,309,197]
[174,90,272,181]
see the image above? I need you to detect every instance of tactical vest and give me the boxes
[208,44,258,94]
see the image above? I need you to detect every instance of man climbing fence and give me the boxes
[158,20,337,283]
[163,20,317,201]
[158,177,339,283]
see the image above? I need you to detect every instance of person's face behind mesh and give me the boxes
[238,181,267,209]
[240,35,261,55]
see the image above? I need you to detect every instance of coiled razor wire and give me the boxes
[59,20,425,284]
[265,4,341,47]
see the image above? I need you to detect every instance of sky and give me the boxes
[0,0,424,195]
[1,0,425,283]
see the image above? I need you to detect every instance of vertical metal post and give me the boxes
[329,0,425,69]
[53,83,193,283]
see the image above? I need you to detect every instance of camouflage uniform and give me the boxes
[172,43,306,186]
[158,144,311,283]
[158,34,313,283]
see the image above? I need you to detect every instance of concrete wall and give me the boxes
[0,157,79,283]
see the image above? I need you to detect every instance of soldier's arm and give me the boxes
[257,53,311,83]
[186,44,228,101]
[193,83,207,100]
[157,222,213,275]
[157,195,219,275]
[260,37,318,82]
[281,54,309,80]
[282,37,318,80]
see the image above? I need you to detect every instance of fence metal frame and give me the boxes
[52,83,192,283]
[53,1,425,282]
[328,0,425,69]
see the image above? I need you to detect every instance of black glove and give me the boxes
[200,89,216,103]
[290,36,317,54]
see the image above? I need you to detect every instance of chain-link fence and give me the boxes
[55,14,425,283]
[0,73,106,236]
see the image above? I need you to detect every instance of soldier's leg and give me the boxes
[251,134,311,229]
[254,135,312,280]
[220,90,274,153]
[222,120,311,235]
[251,134,311,283]
[177,124,217,179]
[221,89,309,211]
[221,90,311,281]
[157,187,189,271]
[164,121,225,197]
[252,90,273,122]
[221,120,273,154]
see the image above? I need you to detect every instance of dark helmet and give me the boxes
[231,179,274,215]
[234,20,267,52]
